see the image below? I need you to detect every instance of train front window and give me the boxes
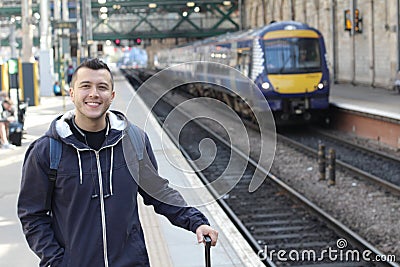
[264,38,321,74]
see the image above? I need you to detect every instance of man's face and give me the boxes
[70,67,115,126]
[3,102,11,111]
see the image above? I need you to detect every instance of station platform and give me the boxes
[0,69,263,266]
[330,83,400,121]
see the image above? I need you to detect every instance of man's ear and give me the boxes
[69,87,74,99]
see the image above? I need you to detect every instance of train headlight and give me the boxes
[317,83,324,90]
[261,82,270,90]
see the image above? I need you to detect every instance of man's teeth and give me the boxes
[87,102,100,106]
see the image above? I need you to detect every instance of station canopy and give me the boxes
[0,0,240,45]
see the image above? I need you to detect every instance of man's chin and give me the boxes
[84,111,106,121]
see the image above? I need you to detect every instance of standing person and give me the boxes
[66,64,74,86]
[0,98,16,149]
[17,58,218,267]
[53,81,62,96]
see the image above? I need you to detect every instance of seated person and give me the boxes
[0,121,15,149]
[0,99,16,149]
[53,81,62,96]
[0,91,7,101]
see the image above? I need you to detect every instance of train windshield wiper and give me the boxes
[278,54,296,74]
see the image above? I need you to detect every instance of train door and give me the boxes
[236,49,252,77]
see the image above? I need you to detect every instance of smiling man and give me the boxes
[17,58,218,267]
[70,63,115,132]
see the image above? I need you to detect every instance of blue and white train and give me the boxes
[155,21,330,124]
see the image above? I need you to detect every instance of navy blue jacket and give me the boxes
[17,110,209,267]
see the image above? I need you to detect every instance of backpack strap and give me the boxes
[127,123,145,161]
[45,137,62,210]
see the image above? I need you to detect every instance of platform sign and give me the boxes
[7,58,21,110]
[8,58,18,75]
[53,20,77,29]
[8,58,19,89]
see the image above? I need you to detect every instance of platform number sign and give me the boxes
[7,58,20,99]
[8,58,19,89]
[8,58,18,75]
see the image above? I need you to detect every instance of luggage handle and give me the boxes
[204,235,212,267]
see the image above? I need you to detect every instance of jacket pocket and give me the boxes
[113,226,149,266]
[56,249,69,267]
[127,226,148,262]
[54,173,95,204]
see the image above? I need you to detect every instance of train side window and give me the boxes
[236,50,251,77]
[297,42,321,69]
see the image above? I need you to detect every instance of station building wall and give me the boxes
[243,0,399,89]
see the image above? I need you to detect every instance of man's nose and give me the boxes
[88,86,100,96]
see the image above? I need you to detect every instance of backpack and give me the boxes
[45,123,145,210]
[53,84,61,94]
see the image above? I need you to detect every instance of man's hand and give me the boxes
[196,225,218,246]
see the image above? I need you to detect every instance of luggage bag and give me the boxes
[9,121,23,146]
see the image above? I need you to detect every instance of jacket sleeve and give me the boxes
[138,134,210,233]
[17,139,64,267]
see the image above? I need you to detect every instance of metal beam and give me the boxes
[92,29,235,40]
[1,0,239,44]
[91,1,239,40]
[0,6,39,17]
[91,0,232,8]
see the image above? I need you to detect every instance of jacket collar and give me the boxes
[55,110,126,139]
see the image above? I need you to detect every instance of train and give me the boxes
[117,47,148,69]
[155,21,330,125]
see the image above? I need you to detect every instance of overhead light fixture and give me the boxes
[98,0,106,4]
[100,13,108,20]
[99,7,108,13]
[194,6,200,12]
[222,1,231,6]
[148,3,157,8]
[182,11,188,17]
[112,4,121,10]
[186,2,195,7]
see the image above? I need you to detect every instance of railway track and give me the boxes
[121,63,400,197]
[278,127,400,196]
[127,77,397,266]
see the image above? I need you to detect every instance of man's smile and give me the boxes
[85,101,101,107]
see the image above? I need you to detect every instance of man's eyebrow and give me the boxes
[78,81,110,86]
[78,81,91,85]
[98,82,111,86]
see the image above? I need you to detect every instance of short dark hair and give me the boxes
[71,58,114,90]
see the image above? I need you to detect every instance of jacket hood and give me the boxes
[44,109,130,191]
[45,109,127,142]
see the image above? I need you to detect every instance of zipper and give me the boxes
[95,151,109,267]
[69,133,125,267]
